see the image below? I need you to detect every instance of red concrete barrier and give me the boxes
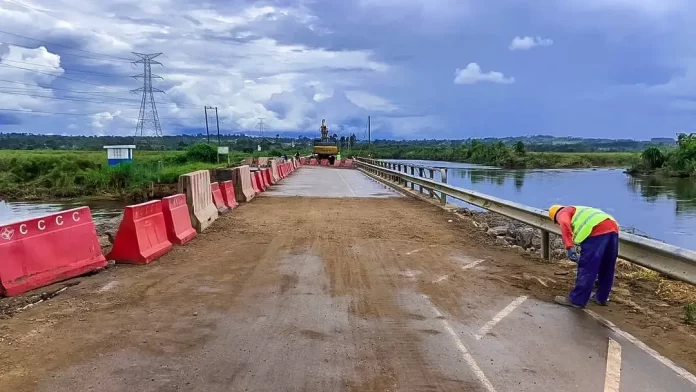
[320,159,329,166]
[178,170,218,232]
[300,157,307,165]
[263,168,274,186]
[345,159,354,168]
[252,171,265,192]
[107,200,174,265]
[220,181,238,209]
[270,160,281,183]
[0,207,107,296]
[162,194,197,246]
[211,182,229,214]
[310,158,318,165]
[260,170,269,190]
[250,172,261,193]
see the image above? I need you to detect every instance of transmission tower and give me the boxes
[132,52,164,137]
[257,117,265,138]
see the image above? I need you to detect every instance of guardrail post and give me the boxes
[440,168,447,205]
[541,230,550,260]
[428,169,435,198]
[418,168,424,194]
[410,166,415,190]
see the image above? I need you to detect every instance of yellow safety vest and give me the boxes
[570,206,616,244]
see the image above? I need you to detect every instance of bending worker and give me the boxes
[548,205,619,308]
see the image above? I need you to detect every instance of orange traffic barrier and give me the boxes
[107,200,174,265]
[162,194,197,246]
[263,168,273,186]
[211,182,229,214]
[0,207,107,296]
[220,181,238,209]
[178,170,218,232]
[250,172,261,193]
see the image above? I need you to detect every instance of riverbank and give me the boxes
[0,148,241,202]
[371,147,639,169]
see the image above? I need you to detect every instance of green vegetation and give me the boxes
[628,133,696,177]
[0,144,251,201]
[367,140,639,169]
[685,303,696,325]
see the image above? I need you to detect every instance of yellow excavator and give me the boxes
[312,119,339,164]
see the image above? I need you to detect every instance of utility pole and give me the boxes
[132,52,164,138]
[215,107,220,144]
[368,115,371,150]
[204,107,210,143]
[205,106,220,144]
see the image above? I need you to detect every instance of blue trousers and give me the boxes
[569,232,619,307]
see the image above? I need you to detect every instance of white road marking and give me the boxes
[462,259,486,270]
[604,338,622,392]
[428,302,498,392]
[585,309,696,386]
[337,171,357,197]
[433,275,448,283]
[475,296,528,340]
[406,248,424,255]
[99,281,118,292]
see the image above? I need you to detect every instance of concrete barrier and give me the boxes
[270,159,281,183]
[0,207,107,296]
[250,171,261,193]
[263,168,274,186]
[107,200,174,265]
[178,170,219,232]
[235,165,256,202]
[220,181,238,209]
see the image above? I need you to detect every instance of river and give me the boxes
[0,199,125,227]
[390,159,696,250]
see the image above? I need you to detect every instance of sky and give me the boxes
[0,0,695,140]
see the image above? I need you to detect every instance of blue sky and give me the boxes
[0,0,694,140]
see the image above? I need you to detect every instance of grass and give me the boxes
[0,149,240,201]
[685,303,696,325]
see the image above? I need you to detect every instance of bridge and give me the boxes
[1,161,695,392]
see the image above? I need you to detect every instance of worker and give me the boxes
[548,205,619,308]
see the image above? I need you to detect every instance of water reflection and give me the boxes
[391,159,696,249]
[626,175,696,214]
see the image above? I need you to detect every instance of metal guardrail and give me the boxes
[356,158,696,286]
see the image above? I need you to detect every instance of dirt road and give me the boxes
[1,167,695,391]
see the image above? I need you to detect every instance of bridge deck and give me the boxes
[1,167,694,392]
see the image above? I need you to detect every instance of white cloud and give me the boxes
[454,63,515,85]
[509,36,553,51]
[345,91,398,112]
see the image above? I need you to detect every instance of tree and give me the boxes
[640,147,665,169]
[276,134,280,142]
[514,141,526,156]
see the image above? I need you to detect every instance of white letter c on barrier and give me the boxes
[72,211,80,222]
[38,220,46,231]
[56,215,64,226]
[19,224,27,235]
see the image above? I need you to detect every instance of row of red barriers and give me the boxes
[305,158,355,168]
[0,159,302,296]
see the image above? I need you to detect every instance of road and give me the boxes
[1,166,695,391]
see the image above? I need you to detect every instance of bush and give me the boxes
[185,143,218,163]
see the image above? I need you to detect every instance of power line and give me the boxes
[0,58,130,78]
[0,107,202,121]
[0,28,132,62]
[0,63,121,89]
[0,89,203,110]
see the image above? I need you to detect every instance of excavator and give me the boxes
[312,119,339,165]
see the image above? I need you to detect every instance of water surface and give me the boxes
[390,159,696,250]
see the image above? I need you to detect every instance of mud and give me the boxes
[0,195,694,391]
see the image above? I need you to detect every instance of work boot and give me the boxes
[590,293,608,306]
[554,295,584,309]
